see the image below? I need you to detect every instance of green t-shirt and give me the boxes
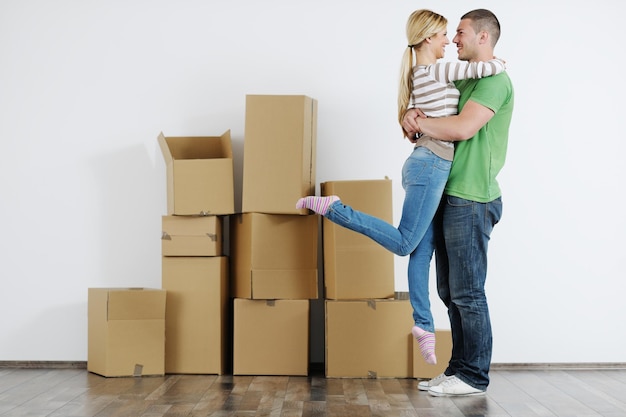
[447,73,514,202]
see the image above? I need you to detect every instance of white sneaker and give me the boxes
[428,376,485,397]
[417,373,450,391]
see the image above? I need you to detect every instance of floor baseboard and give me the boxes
[0,361,87,369]
[491,362,626,370]
[1,361,625,371]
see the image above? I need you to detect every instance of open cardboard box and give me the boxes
[158,131,234,215]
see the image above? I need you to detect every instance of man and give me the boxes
[402,9,514,397]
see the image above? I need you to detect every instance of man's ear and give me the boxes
[479,30,489,45]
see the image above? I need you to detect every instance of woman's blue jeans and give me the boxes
[325,147,451,332]
[434,194,502,390]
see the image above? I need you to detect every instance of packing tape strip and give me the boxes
[133,364,143,377]
[394,291,409,300]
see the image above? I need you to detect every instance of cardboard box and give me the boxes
[413,330,452,379]
[161,256,229,374]
[242,95,317,215]
[322,179,395,299]
[233,299,309,376]
[230,213,318,299]
[325,299,413,378]
[158,131,234,215]
[88,288,166,377]
[162,215,222,256]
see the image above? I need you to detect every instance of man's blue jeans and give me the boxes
[434,194,503,390]
[326,147,451,332]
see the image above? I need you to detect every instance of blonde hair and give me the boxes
[397,10,447,136]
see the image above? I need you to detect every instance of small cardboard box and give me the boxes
[88,288,166,377]
[322,179,395,300]
[230,213,318,299]
[242,95,317,215]
[325,299,413,378]
[158,131,234,215]
[233,298,309,376]
[413,330,453,379]
[161,256,229,374]
[161,215,222,256]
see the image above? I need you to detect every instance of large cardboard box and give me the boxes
[242,95,317,215]
[413,330,453,379]
[325,299,413,378]
[88,288,166,377]
[233,299,309,376]
[158,131,234,215]
[322,179,395,299]
[230,213,318,299]
[162,215,222,256]
[161,256,229,374]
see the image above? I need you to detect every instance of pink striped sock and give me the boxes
[296,195,340,216]
[412,326,437,365]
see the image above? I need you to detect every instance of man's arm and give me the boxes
[403,100,495,142]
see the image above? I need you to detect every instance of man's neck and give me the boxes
[470,50,495,63]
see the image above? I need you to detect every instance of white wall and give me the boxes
[1,0,624,365]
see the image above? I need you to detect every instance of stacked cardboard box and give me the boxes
[231,95,318,376]
[158,131,234,375]
[87,287,167,377]
[325,297,413,378]
[321,179,415,378]
[322,179,453,378]
[322,179,395,300]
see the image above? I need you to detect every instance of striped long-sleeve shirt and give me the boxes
[409,59,506,160]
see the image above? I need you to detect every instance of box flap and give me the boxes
[157,132,173,164]
[105,288,166,321]
[162,215,220,237]
[158,130,232,160]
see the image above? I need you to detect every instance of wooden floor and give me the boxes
[1,368,626,417]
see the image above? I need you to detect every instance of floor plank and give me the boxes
[0,369,625,416]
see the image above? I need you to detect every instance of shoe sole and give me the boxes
[428,389,486,397]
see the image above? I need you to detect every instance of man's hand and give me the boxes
[402,108,427,142]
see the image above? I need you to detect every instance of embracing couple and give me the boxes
[298,8,514,396]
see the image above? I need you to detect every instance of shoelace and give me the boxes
[439,376,461,387]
